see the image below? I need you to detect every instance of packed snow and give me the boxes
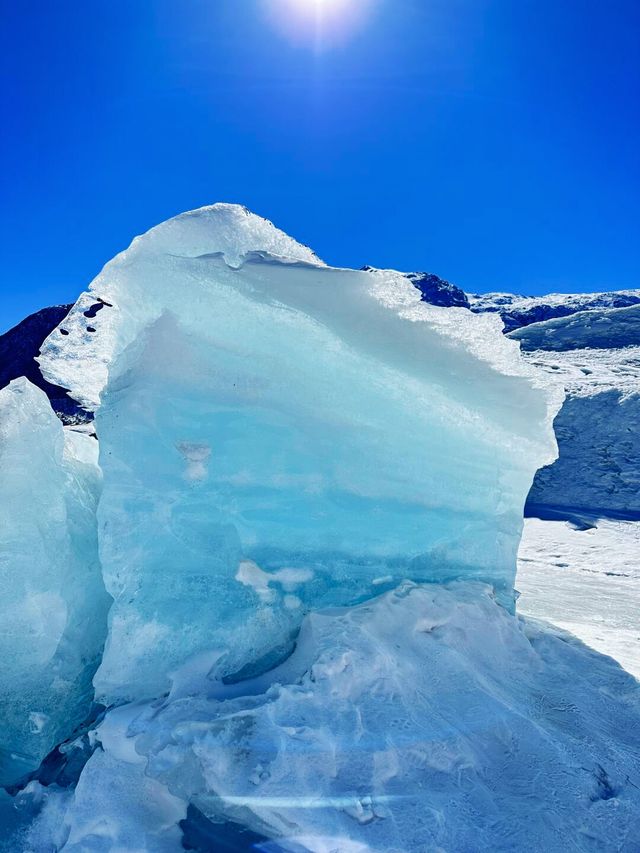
[517,517,640,679]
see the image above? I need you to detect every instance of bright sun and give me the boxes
[264,0,371,48]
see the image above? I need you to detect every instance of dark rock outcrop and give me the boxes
[0,306,91,423]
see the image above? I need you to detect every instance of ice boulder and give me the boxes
[0,379,110,785]
[38,204,562,704]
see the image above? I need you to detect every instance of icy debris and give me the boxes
[0,205,637,851]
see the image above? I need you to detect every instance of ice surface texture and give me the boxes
[19,583,640,853]
[0,379,109,785]
[37,203,561,704]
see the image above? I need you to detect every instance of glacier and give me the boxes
[1,204,639,851]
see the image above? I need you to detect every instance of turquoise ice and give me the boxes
[38,204,561,704]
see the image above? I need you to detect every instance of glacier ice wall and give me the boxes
[36,204,562,704]
[0,379,110,785]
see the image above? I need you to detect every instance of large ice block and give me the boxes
[38,204,561,703]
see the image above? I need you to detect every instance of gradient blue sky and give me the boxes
[2,0,639,332]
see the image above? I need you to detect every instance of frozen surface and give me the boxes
[36,204,560,704]
[517,518,640,679]
[14,583,640,853]
[0,379,109,785]
[5,205,638,851]
[38,204,324,411]
[23,703,187,853]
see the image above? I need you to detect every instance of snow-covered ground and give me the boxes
[517,518,640,679]
[471,295,640,683]
[514,335,639,682]
[468,289,640,333]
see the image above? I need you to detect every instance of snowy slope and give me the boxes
[469,289,640,333]
[510,303,640,352]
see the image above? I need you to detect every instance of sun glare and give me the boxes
[264,0,372,48]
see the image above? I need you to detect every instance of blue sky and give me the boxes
[1,0,639,332]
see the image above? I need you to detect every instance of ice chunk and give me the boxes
[0,379,110,785]
[24,704,186,853]
[36,204,561,703]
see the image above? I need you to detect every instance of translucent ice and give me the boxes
[0,379,109,785]
[37,204,562,703]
